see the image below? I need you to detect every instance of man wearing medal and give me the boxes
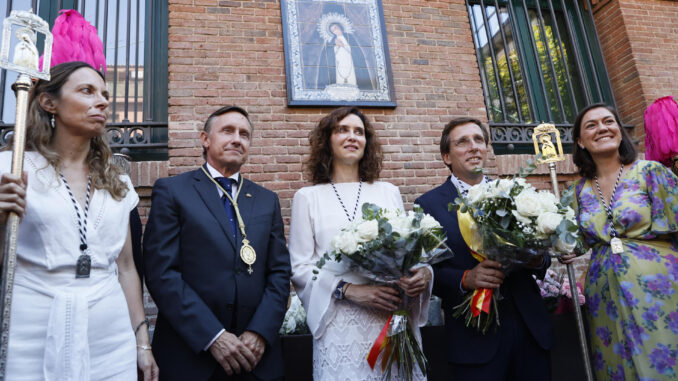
[143,106,291,381]
[415,118,553,380]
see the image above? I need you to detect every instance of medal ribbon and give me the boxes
[201,166,249,242]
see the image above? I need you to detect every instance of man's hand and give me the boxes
[239,331,266,366]
[209,331,256,375]
[463,260,505,290]
[398,267,432,297]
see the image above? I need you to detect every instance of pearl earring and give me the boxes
[50,114,55,129]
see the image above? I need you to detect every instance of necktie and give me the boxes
[216,177,237,239]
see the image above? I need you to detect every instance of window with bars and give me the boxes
[0,0,167,160]
[466,0,616,154]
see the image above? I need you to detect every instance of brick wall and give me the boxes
[166,0,488,223]
[593,0,678,145]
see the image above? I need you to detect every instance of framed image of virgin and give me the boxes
[281,0,397,108]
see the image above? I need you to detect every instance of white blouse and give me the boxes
[0,151,138,272]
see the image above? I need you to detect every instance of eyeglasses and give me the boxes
[452,136,486,149]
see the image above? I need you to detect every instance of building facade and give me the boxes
[1,0,678,318]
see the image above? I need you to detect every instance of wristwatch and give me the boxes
[334,280,348,300]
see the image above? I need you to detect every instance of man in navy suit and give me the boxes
[415,117,553,380]
[143,106,291,381]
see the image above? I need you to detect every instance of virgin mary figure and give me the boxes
[315,13,376,92]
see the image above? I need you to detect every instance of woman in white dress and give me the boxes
[0,62,158,380]
[289,107,432,380]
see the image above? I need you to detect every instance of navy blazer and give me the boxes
[415,178,553,364]
[143,168,291,381]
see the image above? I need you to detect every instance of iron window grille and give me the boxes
[467,0,617,154]
[0,0,167,160]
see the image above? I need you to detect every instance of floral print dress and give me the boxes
[573,160,678,381]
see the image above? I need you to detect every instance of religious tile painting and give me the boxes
[281,0,396,107]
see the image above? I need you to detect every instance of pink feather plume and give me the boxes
[39,9,106,74]
[644,96,678,167]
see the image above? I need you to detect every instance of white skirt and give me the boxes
[6,265,136,381]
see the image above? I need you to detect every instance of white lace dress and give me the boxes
[289,182,429,381]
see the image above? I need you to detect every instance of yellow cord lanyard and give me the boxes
[200,165,257,274]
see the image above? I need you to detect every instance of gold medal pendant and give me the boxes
[240,238,257,274]
[610,237,624,254]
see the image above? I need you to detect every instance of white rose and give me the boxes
[512,209,532,225]
[555,237,576,253]
[420,214,441,232]
[356,219,379,241]
[564,206,575,221]
[537,191,559,213]
[515,177,527,187]
[514,189,542,217]
[391,215,412,237]
[536,212,563,235]
[467,183,487,204]
[335,231,360,254]
[497,178,514,195]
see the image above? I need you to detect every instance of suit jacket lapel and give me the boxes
[440,177,459,203]
[193,169,237,251]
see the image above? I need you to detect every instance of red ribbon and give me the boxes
[470,288,493,317]
[366,314,393,369]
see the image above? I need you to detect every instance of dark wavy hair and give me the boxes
[306,107,382,184]
[572,103,637,179]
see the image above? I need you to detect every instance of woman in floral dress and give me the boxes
[566,103,678,380]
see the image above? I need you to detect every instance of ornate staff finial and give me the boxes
[0,9,52,80]
[532,123,565,164]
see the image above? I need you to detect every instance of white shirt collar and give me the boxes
[449,172,489,197]
[205,162,239,197]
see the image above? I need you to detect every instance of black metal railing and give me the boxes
[0,0,167,160]
[467,0,617,153]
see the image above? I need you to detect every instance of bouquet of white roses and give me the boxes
[314,203,451,381]
[460,177,582,264]
[449,173,583,333]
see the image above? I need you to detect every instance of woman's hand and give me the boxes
[0,172,27,224]
[398,267,432,297]
[137,347,159,381]
[344,284,401,312]
[558,253,578,265]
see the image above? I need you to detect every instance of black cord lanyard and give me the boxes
[60,173,93,278]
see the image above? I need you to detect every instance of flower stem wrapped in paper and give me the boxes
[448,162,584,334]
[314,203,452,381]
